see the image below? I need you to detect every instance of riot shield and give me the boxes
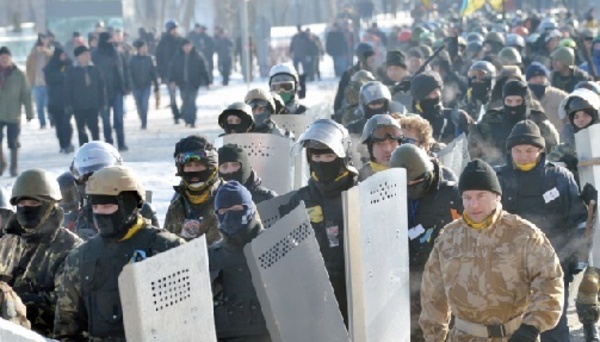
[119,236,216,342]
[271,114,314,139]
[343,168,410,342]
[305,102,334,120]
[256,190,297,229]
[244,203,349,342]
[214,133,295,195]
[0,318,53,342]
[575,125,600,267]
[438,133,470,177]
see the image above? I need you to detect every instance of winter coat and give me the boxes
[25,47,52,86]
[419,207,564,341]
[214,36,234,63]
[551,66,592,93]
[334,63,362,112]
[128,54,159,91]
[533,85,568,133]
[188,31,215,61]
[0,209,82,336]
[325,30,348,57]
[44,49,72,109]
[91,45,130,99]
[155,33,183,80]
[0,65,33,123]
[167,49,211,90]
[64,64,105,111]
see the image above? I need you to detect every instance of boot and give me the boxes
[0,148,6,176]
[584,323,600,342]
[10,149,18,177]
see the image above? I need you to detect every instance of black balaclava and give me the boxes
[218,144,253,185]
[363,99,390,120]
[502,80,528,125]
[215,181,259,247]
[309,148,344,182]
[469,78,492,103]
[16,198,55,231]
[91,192,140,239]
[223,112,253,134]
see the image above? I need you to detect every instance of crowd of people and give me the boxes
[0,3,600,342]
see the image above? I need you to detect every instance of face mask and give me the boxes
[279,92,294,104]
[311,158,343,183]
[218,210,255,246]
[419,98,443,116]
[503,103,527,124]
[364,103,389,120]
[93,210,127,239]
[16,205,44,229]
[528,84,547,99]
[470,81,491,102]
[182,169,213,186]
[253,112,270,129]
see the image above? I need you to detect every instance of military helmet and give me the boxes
[86,165,145,201]
[506,33,526,49]
[466,32,484,44]
[0,188,13,212]
[559,38,577,49]
[71,141,123,183]
[345,70,376,106]
[484,31,505,46]
[244,88,276,113]
[466,41,483,57]
[538,17,558,32]
[468,60,497,79]
[360,114,402,144]
[218,102,254,129]
[10,169,62,205]
[359,81,392,109]
[551,47,575,67]
[390,144,434,182]
[292,119,357,175]
[498,47,522,66]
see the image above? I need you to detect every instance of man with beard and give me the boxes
[164,136,224,244]
[468,79,559,166]
[410,71,472,144]
[0,169,81,336]
[217,144,276,204]
[389,143,461,342]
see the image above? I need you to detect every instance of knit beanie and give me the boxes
[386,50,407,69]
[218,144,253,184]
[525,62,550,81]
[502,79,528,99]
[214,181,254,224]
[458,159,503,195]
[505,120,545,150]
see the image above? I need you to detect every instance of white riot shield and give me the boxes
[271,115,313,189]
[305,102,333,120]
[256,190,297,229]
[119,236,216,342]
[343,168,410,342]
[438,133,470,177]
[575,125,600,267]
[215,133,295,195]
[0,318,54,341]
[244,203,349,342]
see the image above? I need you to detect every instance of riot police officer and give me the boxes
[279,119,358,324]
[54,166,184,340]
[0,169,82,336]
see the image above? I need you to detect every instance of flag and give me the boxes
[460,0,486,16]
[487,0,504,11]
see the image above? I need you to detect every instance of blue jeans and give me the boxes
[333,55,348,77]
[32,86,49,127]
[133,87,151,128]
[180,86,198,126]
[101,93,126,149]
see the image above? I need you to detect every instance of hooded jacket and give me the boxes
[44,48,72,109]
[91,34,131,99]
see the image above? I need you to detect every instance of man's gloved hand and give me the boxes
[507,324,539,342]
[560,154,579,173]
[582,183,598,207]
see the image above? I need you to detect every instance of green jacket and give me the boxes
[0,65,33,124]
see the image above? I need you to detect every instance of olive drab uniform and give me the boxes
[164,179,224,244]
[0,213,82,336]
[419,208,564,341]
[53,219,185,341]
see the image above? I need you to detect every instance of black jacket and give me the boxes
[214,36,234,63]
[64,64,105,111]
[44,48,72,109]
[326,30,348,57]
[91,41,130,99]
[244,171,277,204]
[128,55,159,91]
[155,33,183,79]
[334,63,361,111]
[168,49,211,89]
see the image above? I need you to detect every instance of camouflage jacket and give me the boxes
[164,179,223,245]
[53,219,185,341]
[0,210,82,336]
[419,207,564,341]
[468,109,559,167]
[0,281,30,329]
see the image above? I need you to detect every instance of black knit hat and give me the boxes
[506,120,545,150]
[458,159,503,195]
[386,50,407,68]
[503,79,528,99]
[74,46,89,57]
[410,71,443,102]
[174,135,217,168]
[0,46,11,56]
[218,144,252,184]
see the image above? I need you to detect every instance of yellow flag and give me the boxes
[487,0,504,11]
[461,0,486,16]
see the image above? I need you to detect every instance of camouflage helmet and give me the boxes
[10,169,62,205]
[551,47,575,67]
[484,31,505,46]
[498,47,522,66]
[244,88,276,113]
[360,114,402,144]
[390,144,433,182]
[86,165,145,201]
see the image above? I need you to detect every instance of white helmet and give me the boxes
[71,141,123,182]
[269,63,299,83]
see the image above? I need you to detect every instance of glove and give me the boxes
[559,154,579,173]
[576,302,600,324]
[507,324,539,342]
[582,183,598,207]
